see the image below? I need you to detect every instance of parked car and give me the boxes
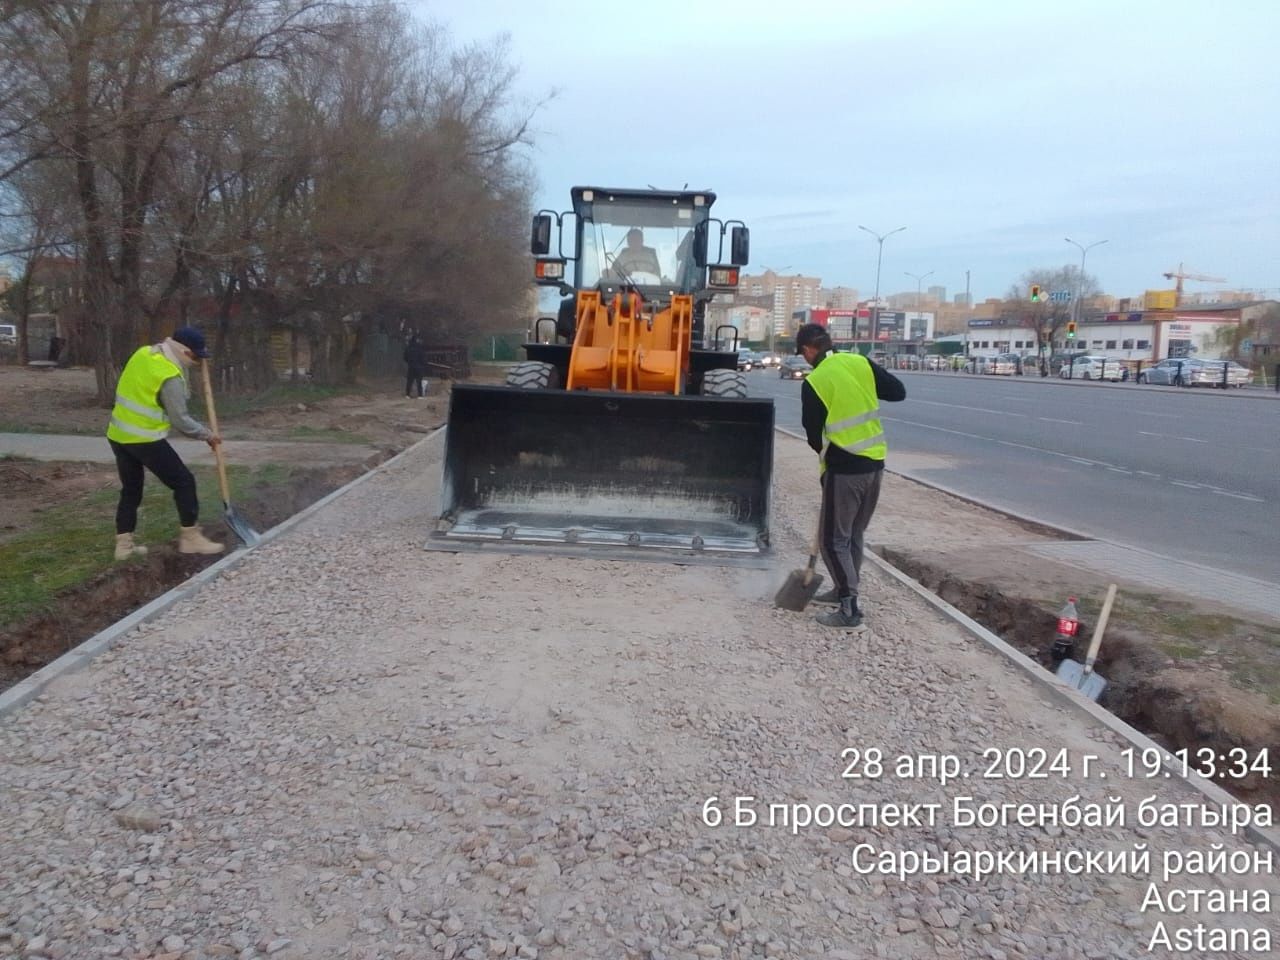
[779,355,812,380]
[923,355,949,370]
[1138,357,1249,388]
[1058,355,1123,381]
[0,323,16,344]
[986,353,1019,376]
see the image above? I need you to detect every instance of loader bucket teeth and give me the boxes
[432,385,774,563]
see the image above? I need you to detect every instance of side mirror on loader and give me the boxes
[531,214,553,256]
[730,225,750,266]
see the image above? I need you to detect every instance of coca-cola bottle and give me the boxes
[1051,596,1080,661]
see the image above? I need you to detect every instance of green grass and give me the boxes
[1158,641,1207,661]
[0,422,101,436]
[0,463,282,629]
[284,425,370,444]
[194,382,353,421]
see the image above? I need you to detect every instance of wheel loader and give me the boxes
[431,186,774,563]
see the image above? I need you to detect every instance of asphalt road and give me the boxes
[749,368,1280,583]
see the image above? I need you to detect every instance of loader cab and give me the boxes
[531,186,749,310]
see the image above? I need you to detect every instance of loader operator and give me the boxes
[105,326,226,561]
[610,227,662,279]
[795,323,906,629]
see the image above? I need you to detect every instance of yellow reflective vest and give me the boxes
[106,346,182,444]
[804,352,886,473]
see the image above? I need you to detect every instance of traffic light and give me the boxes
[1030,284,1042,303]
[1066,321,1077,339]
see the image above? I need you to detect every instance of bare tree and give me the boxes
[1004,265,1102,366]
[1,0,541,393]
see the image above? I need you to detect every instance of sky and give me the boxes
[420,0,1280,304]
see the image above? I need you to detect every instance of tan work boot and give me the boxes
[178,525,225,555]
[114,533,149,561]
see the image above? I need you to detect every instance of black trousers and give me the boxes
[819,470,884,602]
[109,438,199,533]
[405,368,426,396]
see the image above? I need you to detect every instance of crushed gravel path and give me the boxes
[2,432,1276,960]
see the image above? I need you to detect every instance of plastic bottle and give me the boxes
[1051,596,1080,661]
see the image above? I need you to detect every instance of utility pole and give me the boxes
[905,269,934,339]
[1065,237,1108,329]
[858,225,906,345]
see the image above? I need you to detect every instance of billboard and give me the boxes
[876,311,905,340]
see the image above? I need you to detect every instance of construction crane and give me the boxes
[1163,263,1226,306]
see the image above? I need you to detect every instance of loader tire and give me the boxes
[700,368,747,399]
[506,361,560,390]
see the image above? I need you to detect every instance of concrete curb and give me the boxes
[777,426,1279,596]
[864,549,1280,854]
[0,428,446,721]
[775,425,1278,853]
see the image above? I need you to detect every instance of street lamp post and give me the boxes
[904,269,934,341]
[1064,237,1108,329]
[859,225,906,346]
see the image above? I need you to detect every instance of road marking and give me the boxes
[907,399,1027,417]
[1211,489,1265,503]
[1130,410,1182,419]
[1138,431,1208,443]
[1135,470,1161,478]
[1169,480,1202,489]
[882,417,1110,467]
[1039,417,1084,425]
[1107,467,1132,474]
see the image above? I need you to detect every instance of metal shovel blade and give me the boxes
[1055,660,1108,701]
[224,502,262,547]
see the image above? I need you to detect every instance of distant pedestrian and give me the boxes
[796,324,907,628]
[404,333,428,398]
[106,327,225,560]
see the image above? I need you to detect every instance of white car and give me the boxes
[1059,355,1123,381]
[0,323,16,344]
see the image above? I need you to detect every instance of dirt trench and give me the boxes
[0,461,375,691]
[877,545,1279,808]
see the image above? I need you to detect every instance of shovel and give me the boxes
[774,518,825,611]
[200,360,261,547]
[1057,583,1116,701]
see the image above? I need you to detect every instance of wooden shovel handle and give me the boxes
[801,515,822,585]
[1082,583,1118,675]
[200,360,232,504]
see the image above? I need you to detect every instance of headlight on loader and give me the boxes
[708,266,739,289]
[534,258,566,282]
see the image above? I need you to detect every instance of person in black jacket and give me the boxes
[404,334,428,398]
[796,324,907,628]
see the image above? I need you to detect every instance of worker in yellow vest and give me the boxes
[106,326,225,560]
[796,323,906,628]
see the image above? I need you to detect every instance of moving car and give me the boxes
[757,352,781,368]
[736,348,755,371]
[1058,355,1123,381]
[779,355,812,380]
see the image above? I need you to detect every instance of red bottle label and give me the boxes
[1057,617,1078,636]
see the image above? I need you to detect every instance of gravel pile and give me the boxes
[2,434,1276,960]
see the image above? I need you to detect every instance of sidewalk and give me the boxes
[0,432,381,467]
[1,431,1276,959]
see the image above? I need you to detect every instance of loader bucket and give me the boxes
[432,384,774,562]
